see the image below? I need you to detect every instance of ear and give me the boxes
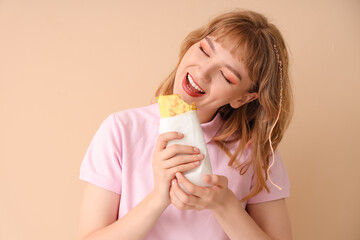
[230,92,258,109]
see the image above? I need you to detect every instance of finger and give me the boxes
[168,161,201,175]
[175,172,207,197]
[170,180,193,210]
[163,153,204,169]
[155,132,183,151]
[171,179,199,208]
[161,144,200,160]
[204,174,228,188]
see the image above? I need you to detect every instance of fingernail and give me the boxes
[176,172,181,178]
[195,160,200,166]
[172,179,176,185]
[193,147,199,152]
[178,132,183,137]
[204,175,210,183]
[198,154,204,160]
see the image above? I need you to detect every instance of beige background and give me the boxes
[1,0,359,239]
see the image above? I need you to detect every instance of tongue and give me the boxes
[187,79,204,94]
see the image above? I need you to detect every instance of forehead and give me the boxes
[209,32,249,64]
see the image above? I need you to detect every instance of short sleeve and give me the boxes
[79,113,122,194]
[247,150,290,204]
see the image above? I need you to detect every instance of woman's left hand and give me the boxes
[169,172,237,211]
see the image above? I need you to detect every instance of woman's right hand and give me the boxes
[152,131,204,206]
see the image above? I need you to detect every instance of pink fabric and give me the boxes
[79,103,290,240]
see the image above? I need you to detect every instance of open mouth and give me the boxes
[182,73,205,97]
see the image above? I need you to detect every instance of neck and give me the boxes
[197,109,216,124]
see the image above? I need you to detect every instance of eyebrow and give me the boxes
[204,37,243,81]
[225,64,243,81]
[205,37,216,54]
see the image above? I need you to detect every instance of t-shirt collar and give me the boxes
[201,112,223,143]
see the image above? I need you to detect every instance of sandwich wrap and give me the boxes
[157,94,212,192]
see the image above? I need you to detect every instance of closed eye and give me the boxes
[199,46,210,57]
[221,71,232,84]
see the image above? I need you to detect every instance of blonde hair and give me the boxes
[155,9,293,202]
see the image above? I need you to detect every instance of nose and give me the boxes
[196,62,214,84]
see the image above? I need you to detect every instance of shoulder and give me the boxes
[107,103,160,144]
[112,103,160,127]
[247,149,290,204]
[91,103,160,143]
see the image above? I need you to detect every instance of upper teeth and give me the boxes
[187,74,204,93]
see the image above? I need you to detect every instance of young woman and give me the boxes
[78,9,293,240]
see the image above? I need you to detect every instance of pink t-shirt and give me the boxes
[79,103,290,240]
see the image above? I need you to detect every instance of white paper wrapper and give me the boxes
[158,110,212,192]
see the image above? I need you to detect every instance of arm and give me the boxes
[246,199,292,240]
[213,196,292,240]
[77,183,167,240]
[170,173,292,240]
[78,132,203,240]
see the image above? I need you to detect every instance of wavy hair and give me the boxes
[155,9,293,202]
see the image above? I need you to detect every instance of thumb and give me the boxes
[204,174,228,188]
[204,174,219,186]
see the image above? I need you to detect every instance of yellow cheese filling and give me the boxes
[157,94,196,118]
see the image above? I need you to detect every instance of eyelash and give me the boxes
[199,45,232,84]
[221,71,231,84]
[199,46,209,57]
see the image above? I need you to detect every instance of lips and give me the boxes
[182,73,205,97]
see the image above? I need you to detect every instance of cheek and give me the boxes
[211,89,235,105]
[181,46,201,63]
[211,82,233,95]
[218,87,245,103]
